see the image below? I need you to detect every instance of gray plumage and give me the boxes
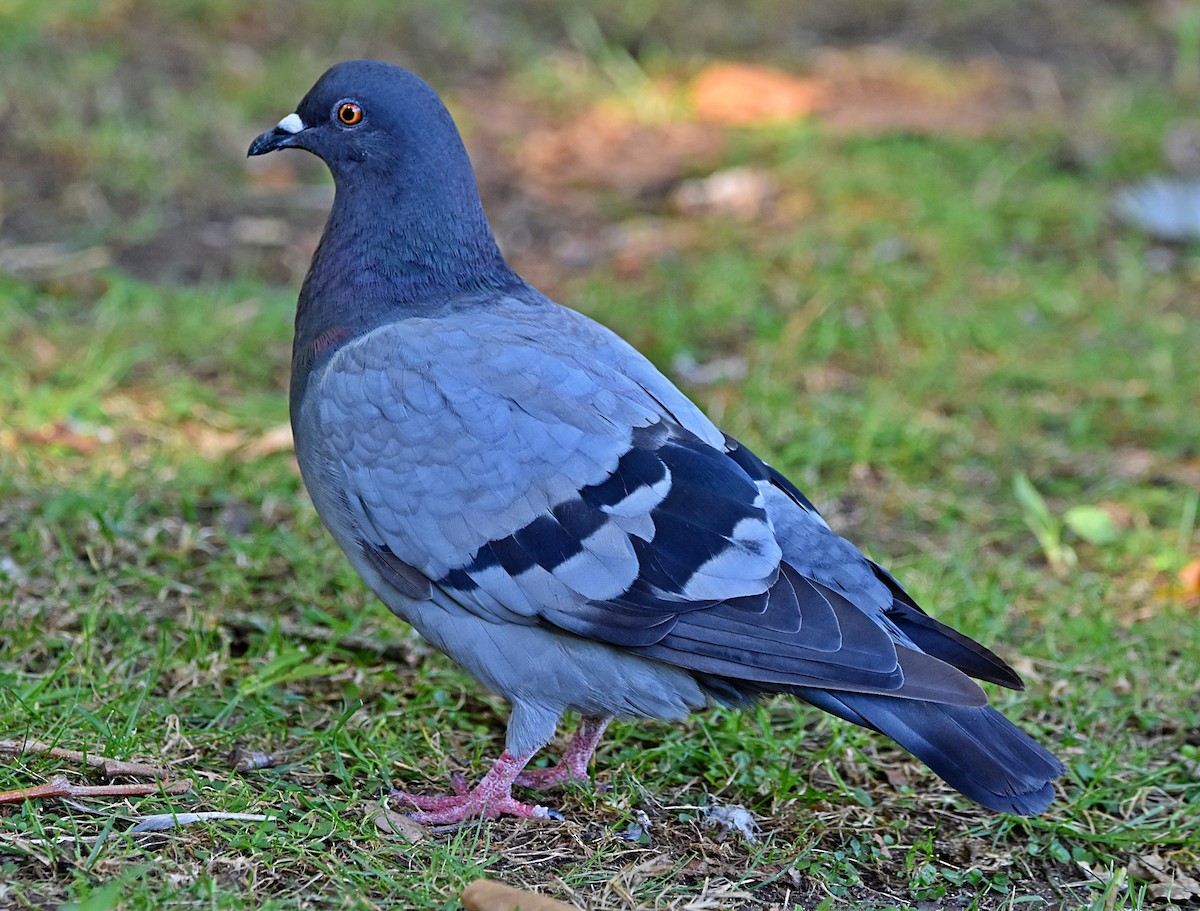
[249,60,1065,822]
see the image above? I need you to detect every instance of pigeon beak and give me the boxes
[248,113,307,157]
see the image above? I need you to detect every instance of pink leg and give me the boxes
[514,716,610,791]
[391,750,563,824]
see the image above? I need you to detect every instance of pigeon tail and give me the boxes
[797,689,1065,815]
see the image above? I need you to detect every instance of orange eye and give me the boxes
[337,102,363,126]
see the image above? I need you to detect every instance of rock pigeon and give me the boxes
[248,60,1065,824]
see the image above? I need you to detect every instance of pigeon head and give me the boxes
[249,61,519,392]
[250,61,457,182]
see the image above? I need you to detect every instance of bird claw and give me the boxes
[390,787,561,824]
[390,752,565,824]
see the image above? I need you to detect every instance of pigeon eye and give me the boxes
[336,102,364,126]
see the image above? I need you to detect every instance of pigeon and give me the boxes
[248,60,1065,824]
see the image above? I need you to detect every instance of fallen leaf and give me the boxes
[884,766,911,789]
[461,879,575,911]
[690,62,826,126]
[1128,853,1200,901]
[370,801,426,843]
[1179,558,1200,598]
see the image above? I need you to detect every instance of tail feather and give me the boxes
[797,689,1065,815]
[870,562,1025,690]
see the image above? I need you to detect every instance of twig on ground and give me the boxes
[0,739,168,779]
[0,774,192,805]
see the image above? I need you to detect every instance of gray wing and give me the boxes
[308,298,1016,705]
[309,301,750,583]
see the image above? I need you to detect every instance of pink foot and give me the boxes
[391,788,562,823]
[391,751,563,825]
[514,716,610,791]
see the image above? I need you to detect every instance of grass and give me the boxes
[3,3,1200,910]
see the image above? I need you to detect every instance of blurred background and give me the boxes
[1,0,1196,291]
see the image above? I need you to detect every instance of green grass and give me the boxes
[3,4,1200,910]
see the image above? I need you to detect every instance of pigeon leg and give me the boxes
[391,750,563,824]
[514,716,610,791]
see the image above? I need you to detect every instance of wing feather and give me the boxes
[307,297,1011,710]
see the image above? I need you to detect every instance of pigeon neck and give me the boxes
[316,165,514,298]
[290,174,519,405]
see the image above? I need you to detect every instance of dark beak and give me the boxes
[248,121,303,157]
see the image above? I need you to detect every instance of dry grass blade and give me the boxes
[128,812,272,833]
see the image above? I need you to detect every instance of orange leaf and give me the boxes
[1180,558,1200,598]
[690,62,826,126]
